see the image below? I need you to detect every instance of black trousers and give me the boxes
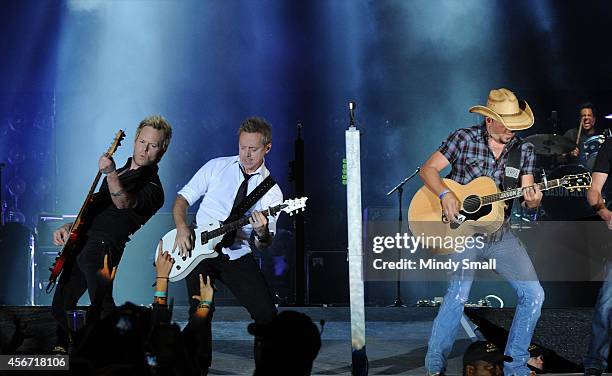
[183,252,277,370]
[51,237,121,346]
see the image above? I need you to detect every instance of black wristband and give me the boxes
[591,203,605,213]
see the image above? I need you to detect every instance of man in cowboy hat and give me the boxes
[420,88,544,376]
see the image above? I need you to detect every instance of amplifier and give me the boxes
[307,250,349,305]
[0,223,32,305]
[36,214,75,247]
[33,246,62,305]
[34,214,75,305]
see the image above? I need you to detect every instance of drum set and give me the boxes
[523,129,611,220]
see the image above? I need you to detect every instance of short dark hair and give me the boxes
[238,117,272,145]
[579,102,597,117]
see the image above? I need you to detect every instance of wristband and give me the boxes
[438,189,451,200]
[198,301,212,310]
[591,203,605,213]
[154,291,168,298]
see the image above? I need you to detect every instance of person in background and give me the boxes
[563,102,601,162]
[462,341,509,376]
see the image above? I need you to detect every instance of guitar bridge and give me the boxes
[449,214,467,229]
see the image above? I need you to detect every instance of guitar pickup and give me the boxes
[201,232,209,245]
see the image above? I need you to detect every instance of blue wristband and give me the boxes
[438,189,451,200]
[154,291,168,298]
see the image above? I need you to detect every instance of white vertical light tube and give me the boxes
[29,233,35,306]
[345,126,366,353]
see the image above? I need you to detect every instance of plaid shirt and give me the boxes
[439,124,536,188]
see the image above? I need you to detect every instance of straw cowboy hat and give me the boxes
[469,88,534,131]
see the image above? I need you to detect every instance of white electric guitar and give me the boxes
[156,197,308,281]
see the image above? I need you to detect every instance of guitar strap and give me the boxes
[498,139,524,225]
[217,174,276,250]
[230,175,276,219]
[503,139,523,191]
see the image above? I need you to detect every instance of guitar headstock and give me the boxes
[561,172,592,192]
[106,130,126,158]
[280,197,308,216]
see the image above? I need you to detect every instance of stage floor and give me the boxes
[0,306,606,375]
[173,306,470,375]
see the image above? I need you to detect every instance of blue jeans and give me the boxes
[425,230,545,376]
[584,260,612,372]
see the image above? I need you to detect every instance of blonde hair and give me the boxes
[135,115,173,152]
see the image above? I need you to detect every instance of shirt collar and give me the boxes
[120,157,159,175]
[234,156,266,176]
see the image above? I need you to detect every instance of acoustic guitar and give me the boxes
[408,173,591,254]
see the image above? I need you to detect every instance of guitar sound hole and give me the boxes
[463,195,481,213]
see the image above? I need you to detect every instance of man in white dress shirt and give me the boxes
[172,117,283,374]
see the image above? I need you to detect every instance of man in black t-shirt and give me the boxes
[50,115,172,353]
[584,138,612,376]
[562,103,601,164]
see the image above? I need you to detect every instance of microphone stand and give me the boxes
[386,167,420,307]
[550,110,558,134]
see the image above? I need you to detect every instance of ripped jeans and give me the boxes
[583,259,612,372]
[425,230,545,376]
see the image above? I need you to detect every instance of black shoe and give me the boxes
[584,368,602,376]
